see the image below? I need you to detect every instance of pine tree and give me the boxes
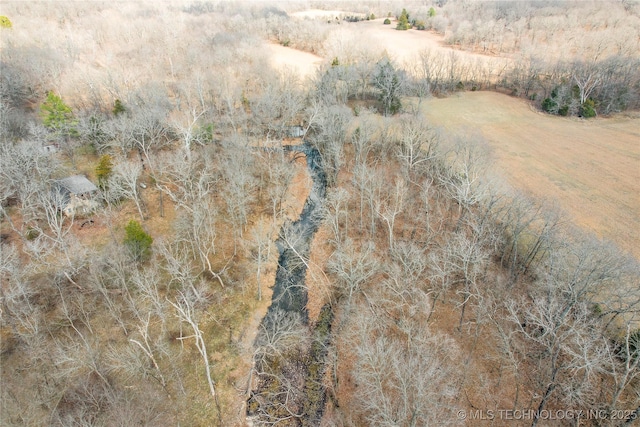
[95,154,113,189]
[0,16,12,28]
[396,9,410,30]
[113,99,126,116]
[40,92,76,133]
[124,220,153,262]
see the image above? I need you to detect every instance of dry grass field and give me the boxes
[420,92,640,259]
[269,15,639,260]
[265,43,322,79]
[352,18,512,68]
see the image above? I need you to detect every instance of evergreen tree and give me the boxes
[40,92,76,133]
[95,154,113,189]
[113,99,126,116]
[0,16,12,28]
[373,59,405,116]
[396,8,410,30]
[124,220,153,262]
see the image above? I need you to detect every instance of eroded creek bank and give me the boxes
[247,142,333,426]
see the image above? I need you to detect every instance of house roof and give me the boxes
[56,175,98,194]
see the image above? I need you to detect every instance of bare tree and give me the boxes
[351,163,384,237]
[221,143,257,238]
[572,60,602,106]
[264,149,295,224]
[345,297,462,427]
[349,108,378,169]
[309,104,352,187]
[110,158,145,221]
[324,187,350,246]
[507,295,608,427]
[396,114,440,178]
[247,217,275,302]
[327,237,378,308]
[171,106,207,161]
[374,175,407,249]
[604,318,640,418]
[439,135,493,229]
[169,292,222,426]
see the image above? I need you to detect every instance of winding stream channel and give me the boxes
[268,143,326,319]
[248,141,332,425]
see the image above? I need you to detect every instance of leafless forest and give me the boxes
[1,1,639,426]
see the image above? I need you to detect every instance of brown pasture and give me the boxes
[420,92,640,259]
[268,15,639,260]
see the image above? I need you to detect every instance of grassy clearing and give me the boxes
[418,92,640,259]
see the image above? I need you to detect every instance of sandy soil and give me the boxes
[420,92,640,259]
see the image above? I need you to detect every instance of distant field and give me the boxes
[268,17,639,259]
[350,19,512,69]
[265,43,322,79]
[421,92,640,259]
[268,18,510,77]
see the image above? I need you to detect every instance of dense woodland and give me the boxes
[1,1,639,426]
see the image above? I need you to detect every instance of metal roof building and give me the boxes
[55,175,98,195]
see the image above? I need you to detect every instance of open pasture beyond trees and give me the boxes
[421,92,640,259]
[269,17,640,260]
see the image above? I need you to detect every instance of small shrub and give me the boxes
[629,329,640,361]
[197,123,215,143]
[0,16,12,28]
[25,227,40,241]
[331,57,340,66]
[541,97,557,113]
[369,13,375,20]
[383,18,391,25]
[124,220,153,262]
[113,99,126,116]
[616,329,640,364]
[95,154,113,189]
[579,99,596,118]
[456,81,465,91]
[414,20,426,30]
[429,7,436,17]
[558,105,569,116]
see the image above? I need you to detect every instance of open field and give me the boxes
[269,17,511,79]
[351,18,512,69]
[421,92,640,258]
[265,43,322,79]
[267,16,639,260]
